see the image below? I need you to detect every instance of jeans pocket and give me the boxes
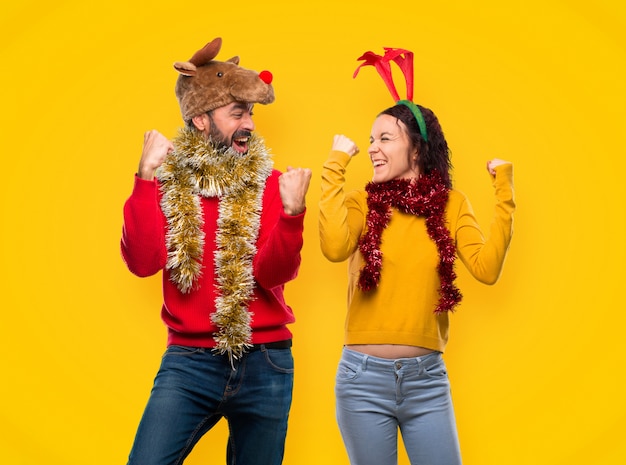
[263,349,294,374]
[424,359,448,378]
[163,345,204,357]
[336,359,361,382]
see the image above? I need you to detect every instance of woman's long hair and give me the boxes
[379,104,452,188]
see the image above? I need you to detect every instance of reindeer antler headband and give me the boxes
[353,47,428,142]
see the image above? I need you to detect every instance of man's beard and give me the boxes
[208,125,251,154]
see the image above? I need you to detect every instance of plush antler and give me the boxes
[353,47,428,142]
[189,37,222,66]
[174,37,227,77]
[353,48,414,101]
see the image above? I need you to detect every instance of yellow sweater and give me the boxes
[319,151,515,352]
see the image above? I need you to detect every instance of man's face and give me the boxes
[204,102,256,154]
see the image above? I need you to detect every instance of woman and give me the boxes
[318,102,515,465]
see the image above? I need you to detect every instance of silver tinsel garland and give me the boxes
[157,128,273,359]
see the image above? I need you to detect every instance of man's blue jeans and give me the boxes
[127,344,294,465]
[336,347,462,465]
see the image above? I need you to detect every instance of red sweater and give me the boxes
[121,169,305,347]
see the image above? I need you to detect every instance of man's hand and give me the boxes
[279,167,312,216]
[137,130,174,180]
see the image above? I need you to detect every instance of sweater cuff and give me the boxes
[492,163,515,206]
[327,150,353,167]
[132,174,159,199]
[492,163,513,186]
[280,208,306,232]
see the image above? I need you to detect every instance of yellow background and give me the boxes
[1,0,625,464]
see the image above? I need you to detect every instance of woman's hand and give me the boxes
[486,158,511,176]
[332,134,360,156]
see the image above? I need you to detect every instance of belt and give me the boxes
[249,339,292,351]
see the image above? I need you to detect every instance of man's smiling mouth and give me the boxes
[232,132,252,153]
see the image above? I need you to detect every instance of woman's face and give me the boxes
[368,114,419,183]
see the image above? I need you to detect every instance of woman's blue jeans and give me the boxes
[127,344,294,465]
[336,348,462,465]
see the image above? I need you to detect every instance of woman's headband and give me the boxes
[353,47,428,142]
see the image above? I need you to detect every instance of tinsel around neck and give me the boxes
[358,170,462,313]
[156,127,273,358]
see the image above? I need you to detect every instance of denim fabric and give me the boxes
[127,345,294,465]
[335,347,461,465]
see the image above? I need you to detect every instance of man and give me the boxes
[121,37,311,465]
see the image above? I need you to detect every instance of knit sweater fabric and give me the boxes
[319,151,515,352]
[121,170,305,347]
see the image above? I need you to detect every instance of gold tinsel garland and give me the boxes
[156,128,273,359]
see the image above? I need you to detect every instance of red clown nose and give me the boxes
[259,70,273,84]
